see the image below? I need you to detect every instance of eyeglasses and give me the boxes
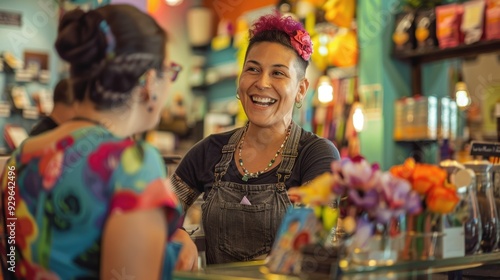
[163,62,182,82]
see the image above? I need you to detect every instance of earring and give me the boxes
[236,94,240,100]
[295,100,303,109]
[147,93,157,113]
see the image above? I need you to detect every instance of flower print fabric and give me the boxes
[0,126,182,279]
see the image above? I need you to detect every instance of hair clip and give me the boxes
[99,20,116,60]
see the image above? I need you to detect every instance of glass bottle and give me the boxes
[493,164,500,250]
[455,168,482,254]
[440,160,482,255]
[465,161,500,253]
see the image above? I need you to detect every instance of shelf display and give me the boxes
[436,4,463,48]
[392,1,500,96]
[10,86,30,110]
[2,51,23,70]
[415,8,438,49]
[3,124,28,150]
[393,11,417,52]
[486,0,500,40]
[461,0,486,44]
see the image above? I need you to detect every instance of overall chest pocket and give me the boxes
[218,201,272,260]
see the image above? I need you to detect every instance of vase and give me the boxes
[402,231,444,261]
[349,219,403,266]
[401,212,443,261]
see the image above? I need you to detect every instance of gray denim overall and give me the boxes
[201,122,301,264]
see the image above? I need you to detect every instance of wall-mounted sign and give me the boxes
[470,141,500,157]
[0,10,21,27]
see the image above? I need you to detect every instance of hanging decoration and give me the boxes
[323,0,356,28]
[328,29,358,67]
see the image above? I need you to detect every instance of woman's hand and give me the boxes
[172,228,199,271]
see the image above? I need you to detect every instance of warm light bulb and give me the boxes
[353,106,364,132]
[318,34,329,56]
[319,46,328,56]
[165,0,183,6]
[318,83,333,103]
[317,76,333,103]
[455,81,471,109]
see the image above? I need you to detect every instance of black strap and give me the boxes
[276,122,301,182]
[213,127,245,184]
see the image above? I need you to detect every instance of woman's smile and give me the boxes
[250,95,278,106]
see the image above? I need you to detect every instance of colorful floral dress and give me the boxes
[0,126,182,279]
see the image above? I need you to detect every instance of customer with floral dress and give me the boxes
[1,4,183,279]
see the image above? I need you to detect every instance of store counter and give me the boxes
[173,252,500,280]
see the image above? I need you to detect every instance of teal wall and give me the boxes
[0,0,60,88]
[357,0,454,169]
[0,0,61,152]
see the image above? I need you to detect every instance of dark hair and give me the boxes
[246,13,310,79]
[247,30,309,78]
[53,79,73,105]
[55,4,166,110]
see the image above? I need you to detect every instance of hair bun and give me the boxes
[55,9,107,66]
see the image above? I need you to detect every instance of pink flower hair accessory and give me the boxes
[290,30,312,60]
[251,11,313,61]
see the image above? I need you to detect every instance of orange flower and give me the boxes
[426,185,460,214]
[390,158,461,214]
[411,164,447,195]
[389,158,416,180]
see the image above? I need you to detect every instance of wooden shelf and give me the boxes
[393,39,500,64]
[393,39,500,95]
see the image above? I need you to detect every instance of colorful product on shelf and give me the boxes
[486,0,500,39]
[436,4,464,48]
[415,8,438,50]
[461,0,486,44]
[393,96,439,141]
[393,11,416,51]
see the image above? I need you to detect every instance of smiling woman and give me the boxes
[170,11,341,265]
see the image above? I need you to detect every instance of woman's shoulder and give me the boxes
[297,128,339,157]
[298,128,331,145]
[187,128,240,153]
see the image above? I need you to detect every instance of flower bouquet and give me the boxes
[289,156,422,265]
[289,156,462,264]
[390,158,462,260]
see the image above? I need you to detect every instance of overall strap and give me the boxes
[276,122,301,191]
[213,127,245,185]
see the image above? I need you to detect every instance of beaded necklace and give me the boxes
[238,122,292,182]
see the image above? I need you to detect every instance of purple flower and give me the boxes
[331,157,381,194]
[373,173,422,223]
[348,188,379,210]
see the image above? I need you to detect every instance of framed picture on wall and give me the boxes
[23,51,49,75]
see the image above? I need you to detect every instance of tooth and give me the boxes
[252,97,275,103]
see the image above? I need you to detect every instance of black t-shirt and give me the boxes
[173,126,340,201]
[29,116,58,136]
